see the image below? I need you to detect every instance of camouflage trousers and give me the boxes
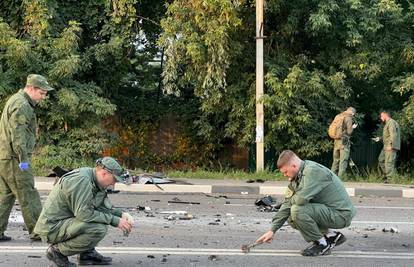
[331,139,351,177]
[45,218,108,256]
[0,159,42,237]
[378,149,398,179]
[288,203,354,242]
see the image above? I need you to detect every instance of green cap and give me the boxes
[26,74,54,91]
[96,157,126,183]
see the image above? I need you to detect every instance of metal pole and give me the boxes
[256,0,264,171]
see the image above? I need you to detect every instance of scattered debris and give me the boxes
[168,200,200,205]
[208,255,218,261]
[164,214,194,221]
[137,206,151,211]
[136,173,175,185]
[242,242,262,254]
[382,227,399,233]
[160,211,188,215]
[165,215,176,221]
[255,195,280,212]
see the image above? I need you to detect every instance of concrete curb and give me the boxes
[35,180,414,198]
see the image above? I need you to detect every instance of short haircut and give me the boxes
[277,150,297,168]
[380,110,391,117]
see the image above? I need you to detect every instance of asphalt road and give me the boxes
[1,192,414,267]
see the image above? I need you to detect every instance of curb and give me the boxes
[35,181,414,198]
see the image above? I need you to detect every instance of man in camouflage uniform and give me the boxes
[331,107,357,177]
[0,74,54,242]
[378,111,401,183]
[256,150,356,256]
[34,157,134,267]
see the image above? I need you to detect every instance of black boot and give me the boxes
[0,233,11,242]
[78,249,112,265]
[46,245,76,267]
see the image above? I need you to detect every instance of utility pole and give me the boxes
[256,0,264,171]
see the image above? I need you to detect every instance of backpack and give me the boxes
[328,114,345,139]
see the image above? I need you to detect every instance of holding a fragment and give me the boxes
[255,150,356,256]
[34,157,133,266]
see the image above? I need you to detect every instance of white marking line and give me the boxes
[225,205,414,210]
[354,206,414,210]
[1,246,414,259]
[352,221,414,225]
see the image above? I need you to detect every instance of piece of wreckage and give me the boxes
[48,167,175,192]
[255,195,282,212]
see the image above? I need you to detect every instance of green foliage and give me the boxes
[160,0,414,163]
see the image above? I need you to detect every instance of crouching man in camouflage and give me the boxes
[256,150,356,256]
[34,157,133,266]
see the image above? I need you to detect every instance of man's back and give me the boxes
[0,90,36,160]
[293,160,355,214]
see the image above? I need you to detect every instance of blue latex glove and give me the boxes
[19,162,30,171]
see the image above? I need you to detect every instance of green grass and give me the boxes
[167,168,414,185]
[341,168,414,185]
[167,169,284,181]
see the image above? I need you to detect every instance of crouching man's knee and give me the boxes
[88,224,108,241]
[290,204,309,222]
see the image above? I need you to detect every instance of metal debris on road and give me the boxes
[241,242,262,254]
[208,255,218,261]
[160,211,188,215]
[137,206,151,211]
[164,214,194,221]
[255,195,280,212]
[168,200,201,205]
[382,227,399,233]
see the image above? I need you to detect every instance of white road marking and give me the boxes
[354,206,414,210]
[352,221,414,225]
[1,246,413,259]
[225,204,414,210]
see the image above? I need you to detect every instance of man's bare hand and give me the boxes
[256,230,274,244]
[118,217,133,233]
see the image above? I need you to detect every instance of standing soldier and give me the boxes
[377,111,400,183]
[0,74,54,242]
[34,157,134,267]
[329,107,357,177]
[255,150,356,256]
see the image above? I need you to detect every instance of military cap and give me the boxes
[96,157,127,183]
[26,74,54,91]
